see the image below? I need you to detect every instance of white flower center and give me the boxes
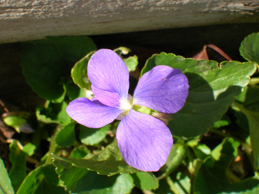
[119,98,132,110]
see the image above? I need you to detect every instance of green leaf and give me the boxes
[236,86,259,112]
[173,172,191,194]
[186,139,200,147]
[141,53,256,137]
[153,179,173,194]
[9,140,35,192]
[192,144,211,160]
[0,158,14,194]
[2,114,33,133]
[21,37,96,101]
[131,172,158,191]
[2,116,26,133]
[66,78,86,100]
[234,111,249,133]
[224,179,259,194]
[124,56,138,72]
[79,124,110,146]
[70,146,90,159]
[71,51,95,90]
[71,46,137,91]
[213,114,231,128]
[233,103,259,169]
[54,160,134,194]
[194,138,259,194]
[232,86,259,169]
[22,143,36,156]
[243,86,259,112]
[212,138,239,162]
[16,164,68,194]
[55,123,76,147]
[36,101,71,126]
[52,140,138,176]
[234,110,249,132]
[114,47,131,55]
[240,32,259,64]
[114,47,138,72]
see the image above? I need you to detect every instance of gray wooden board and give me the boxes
[1,0,259,43]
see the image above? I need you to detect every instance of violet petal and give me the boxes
[116,109,173,171]
[88,49,129,99]
[133,65,189,113]
[66,97,123,128]
[91,85,122,108]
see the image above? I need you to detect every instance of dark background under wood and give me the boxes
[1,23,259,112]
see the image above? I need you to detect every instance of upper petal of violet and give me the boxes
[116,109,173,171]
[133,65,189,113]
[66,97,123,128]
[88,49,129,101]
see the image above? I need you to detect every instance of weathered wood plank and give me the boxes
[0,0,259,43]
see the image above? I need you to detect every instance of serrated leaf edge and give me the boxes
[239,32,259,63]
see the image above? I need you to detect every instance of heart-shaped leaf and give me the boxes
[141,53,256,137]
[52,140,138,176]
[54,159,134,194]
[21,37,96,101]
[71,51,95,90]
[240,32,259,64]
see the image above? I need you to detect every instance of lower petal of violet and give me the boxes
[116,109,173,172]
[66,97,123,128]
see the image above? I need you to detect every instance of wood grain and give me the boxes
[0,0,259,43]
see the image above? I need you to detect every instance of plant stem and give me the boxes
[166,176,180,194]
[45,129,58,165]
[227,169,242,182]
[249,78,259,86]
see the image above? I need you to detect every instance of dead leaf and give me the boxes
[193,44,232,61]
[0,118,15,142]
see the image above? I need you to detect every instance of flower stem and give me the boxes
[45,128,59,165]
[249,77,259,86]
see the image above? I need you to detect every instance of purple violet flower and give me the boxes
[66,49,189,171]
